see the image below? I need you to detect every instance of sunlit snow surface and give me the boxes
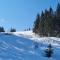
[0,31,60,60]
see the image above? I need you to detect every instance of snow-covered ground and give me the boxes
[0,31,60,60]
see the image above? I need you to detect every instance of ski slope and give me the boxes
[0,31,60,60]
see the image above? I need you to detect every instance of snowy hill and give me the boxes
[0,31,60,60]
[13,31,60,46]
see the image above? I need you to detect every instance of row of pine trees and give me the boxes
[0,26,16,32]
[33,3,60,37]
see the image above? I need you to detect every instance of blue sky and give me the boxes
[0,0,60,31]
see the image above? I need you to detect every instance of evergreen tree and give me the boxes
[44,9,52,36]
[40,11,45,35]
[29,28,30,31]
[44,44,53,57]
[47,7,53,36]
[0,27,5,32]
[33,14,40,34]
[56,3,60,32]
[10,28,16,32]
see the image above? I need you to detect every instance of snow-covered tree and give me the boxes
[44,44,53,57]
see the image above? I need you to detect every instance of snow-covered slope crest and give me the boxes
[13,31,35,37]
[13,31,60,46]
[13,31,40,38]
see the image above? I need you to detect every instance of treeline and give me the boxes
[33,3,60,37]
[0,26,16,32]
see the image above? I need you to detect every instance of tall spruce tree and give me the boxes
[44,9,50,36]
[40,11,45,35]
[48,7,53,36]
[56,3,60,32]
[33,14,40,34]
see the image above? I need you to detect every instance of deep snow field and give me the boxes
[0,31,60,60]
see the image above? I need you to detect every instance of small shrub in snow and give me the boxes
[34,41,39,49]
[44,44,53,58]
